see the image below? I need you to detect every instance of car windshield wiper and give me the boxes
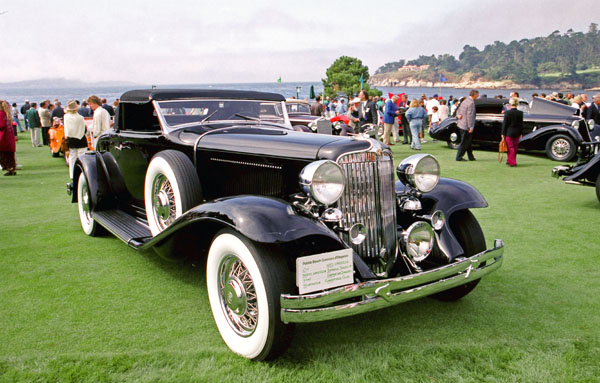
[235,113,260,121]
[200,110,219,124]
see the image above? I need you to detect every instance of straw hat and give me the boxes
[65,99,79,112]
[351,97,361,104]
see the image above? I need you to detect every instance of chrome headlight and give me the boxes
[299,160,345,206]
[308,120,318,131]
[403,221,434,262]
[396,154,440,193]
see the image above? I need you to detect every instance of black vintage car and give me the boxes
[68,89,504,360]
[430,97,600,161]
[285,99,336,134]
[553,142,600,202]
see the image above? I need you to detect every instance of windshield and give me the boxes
[286,103,311,114]
[157,99,286,127]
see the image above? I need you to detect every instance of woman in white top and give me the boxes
[63,100,88,179]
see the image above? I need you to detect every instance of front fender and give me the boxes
[429,118,458,141]
[138,195,345,250]
[564,152,600,183]
[396,178,488,259]
[520,124,582,150]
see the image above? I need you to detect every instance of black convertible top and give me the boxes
[120,89,286,103]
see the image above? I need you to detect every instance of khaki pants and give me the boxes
[383,123,394,145]
[31,127,42,147]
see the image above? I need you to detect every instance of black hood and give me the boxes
[194,126,372,160]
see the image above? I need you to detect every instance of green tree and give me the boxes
[322,56,381,99]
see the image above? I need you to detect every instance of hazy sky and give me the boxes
[2,0,597,84]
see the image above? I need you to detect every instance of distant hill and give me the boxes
[370,23,600,90]
[0,78,137,89]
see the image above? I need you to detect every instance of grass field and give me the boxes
[538,67,600,78]
[1,131,599,382]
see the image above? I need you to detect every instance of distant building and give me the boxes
[397,65,430,72]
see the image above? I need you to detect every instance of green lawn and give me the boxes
[1,132,599,382]
[538,67,600,78]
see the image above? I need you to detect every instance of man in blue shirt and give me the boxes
[382,95,399,145]
[336,98,347,115]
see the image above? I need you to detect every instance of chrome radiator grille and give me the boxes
[337,151,397,276]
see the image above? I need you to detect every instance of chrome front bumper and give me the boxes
[280,239,504,323]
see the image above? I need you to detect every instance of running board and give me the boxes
[93,210,152,246]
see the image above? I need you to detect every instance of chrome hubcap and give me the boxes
[450,132,458,142]
[552,139,570,158]
[218,255,258,336]
[152,174,176,229]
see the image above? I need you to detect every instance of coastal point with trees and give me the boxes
[369,23,600,90]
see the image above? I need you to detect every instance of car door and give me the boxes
[111,102,165,211]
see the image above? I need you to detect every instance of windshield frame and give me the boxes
[154,99,291,132]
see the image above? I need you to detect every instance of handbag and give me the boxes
[498,137,508,163]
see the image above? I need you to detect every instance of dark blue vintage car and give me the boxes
[430,97,600,161]
[68,89,503,360]
[553,141,600,202]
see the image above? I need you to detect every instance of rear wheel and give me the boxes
[206,229,294,360]
[546,134,576,162]
[144,150,202,236]
[431,210,485,301]
[77,173,102,236]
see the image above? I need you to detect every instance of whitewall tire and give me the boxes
[206,230,293,360]
[77,174,100,236]
[144,150,201,236]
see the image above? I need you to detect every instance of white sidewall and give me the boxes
[144,156,184,236]
[77,175,95,235]
[206,233,270,360]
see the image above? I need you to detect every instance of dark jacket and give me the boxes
[25,108,41,128]
[310,102,323,116]
[51,106,64,119]
[101,104,115,116]
[501,108,524,138]
[382,99,398,124]
[358,100,377,129]
[587,103,600,125]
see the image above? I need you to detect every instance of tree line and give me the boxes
[375,23,600,87]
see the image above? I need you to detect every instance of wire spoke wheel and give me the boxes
[151,174,177,230]
[218,255,259,336]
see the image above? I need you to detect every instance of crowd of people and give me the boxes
[1,96,116,177]
[3,88,600,177]
[308,89,600,166]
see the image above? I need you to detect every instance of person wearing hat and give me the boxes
[64,100,88,179]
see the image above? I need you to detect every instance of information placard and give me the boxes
[296,249,354,294]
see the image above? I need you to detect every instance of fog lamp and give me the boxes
[403,221,434,262]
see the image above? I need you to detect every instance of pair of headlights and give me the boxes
[299,154,441,206]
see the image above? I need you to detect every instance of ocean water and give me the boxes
[1,82,587,106]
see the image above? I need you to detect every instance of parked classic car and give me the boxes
[68,89,504,361]
[430,97,600,161]
[553,141,600,202]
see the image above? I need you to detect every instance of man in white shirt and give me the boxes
[88,95,111,149]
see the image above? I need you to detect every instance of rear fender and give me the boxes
[72,152,116,209]
[396,178,488,259]
[520,124,582,150]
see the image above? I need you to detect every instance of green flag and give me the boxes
[277,76,282,83]
[360,74,364,90]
